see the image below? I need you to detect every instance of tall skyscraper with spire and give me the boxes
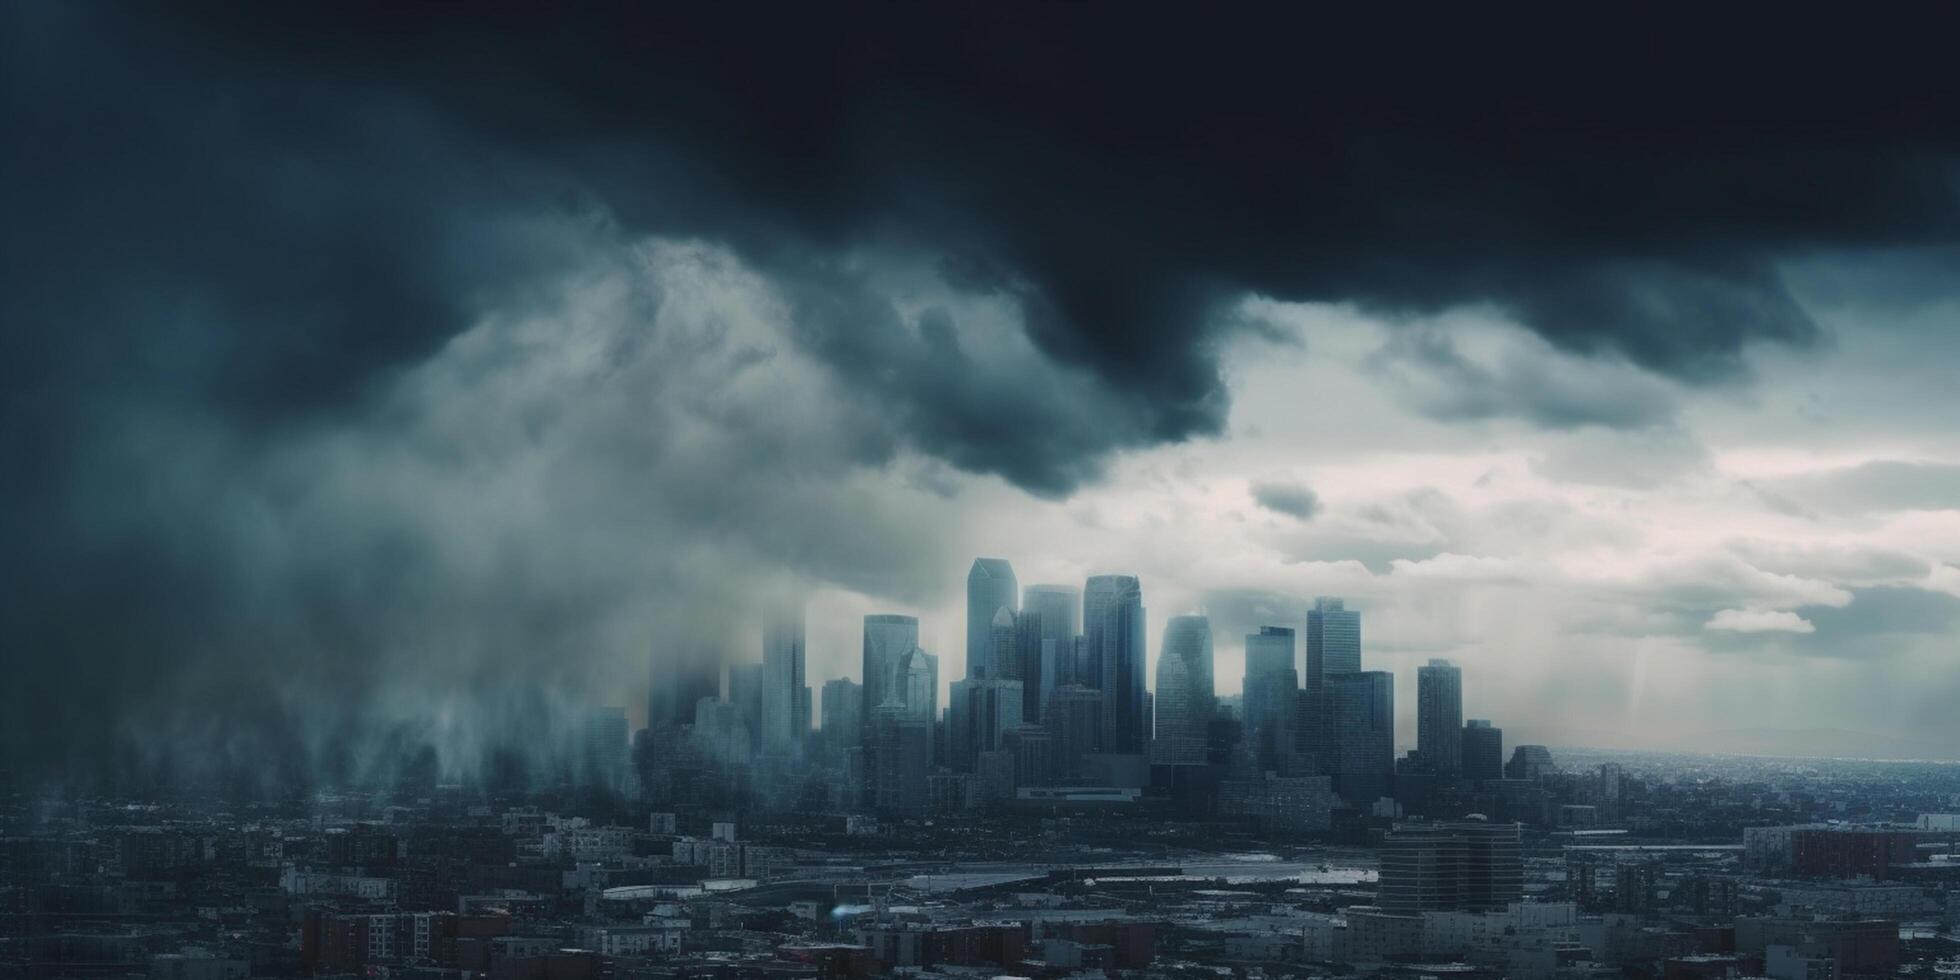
[966,558,1018,678]
[1417,658,1464,775]
[1152,615,1214,765]
[1082,574,1146,754]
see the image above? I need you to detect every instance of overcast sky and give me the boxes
[5,5,1958,787]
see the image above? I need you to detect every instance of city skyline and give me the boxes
[8,5,1960,792]
[8,8,1960,977]
[635,556,1960,773]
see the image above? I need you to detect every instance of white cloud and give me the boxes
[1926,564,1960,599]
[1705,609,1816,634]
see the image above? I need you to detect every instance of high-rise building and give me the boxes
[820,679,863,754]
[1152,615,1214,765]
[580,707,628,792]
[860,614,919,742]
[648,642,721,732]
[966,559,1018,678]
[897,646,939,726]
[983,606,1017,681]
[760,604,807,756]
[1506,744,1555,780]
[727,662,763,742]
[693,697,750,767]
[1327,670,1394,801]
[1304,597,1361,760]
[1243,626,1300,772]
[1305,597,1362,693]
[1011,611,1049,723]
[1082,574,1146,754]
[1023,583,1081,691]
[1462,719,1503,781]
[1378,818,1523,913]
[869,701,930,813]
[999,724,1056,788]
[1044,684,1102,781]
[1416,659,1464,776]
[948,678,1024,771]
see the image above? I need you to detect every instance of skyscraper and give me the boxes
[1416,659,1464,776]
[1082,574,1146,754]
[984,606,1017,681]
[897,646,939,726]
[1305,597,1361,760]
[580,706,628,792]
[869,700,930,813]
[948,677,1024,771]
[1011,611,1049,722]
[860,614,919,742]
[1305,597,1361,695]
[648,641,721,732]
[1152,615,1214,765]
[1462,719,1503,781]
[1327,670,1394,801]
[1243,626,1300,772]
[727,661,763,741]
[760,603,807,756]
[1043,684,1102,781]
[966,558,1018,678]
[1022,583,1081,714]
[820,678,862,754]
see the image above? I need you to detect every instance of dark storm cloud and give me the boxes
[1369,327,1681,430]
[1250,480,1321,521]
[7,3,1960,787]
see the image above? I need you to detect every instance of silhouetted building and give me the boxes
[1327,670,1394,801]
[1462,719,1503,781]
[648,642,720,731]
[861,614,920,742]
[948,678,1023,771]
[1045,684,1103,780]
[760,602,807,755]
[1416,659,1463,776]
[1305,597,1360,758]
[966,558,1017,678]
[820,678,862,754]
[1082,574,1146,754]
[1506,744,1554,780]
[1243,626,1300,773]
[870,700,930,812]
[1023,583,1081,691]
[579,707,628,792]
[1151,615,1213,764]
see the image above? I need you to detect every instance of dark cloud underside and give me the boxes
[5,2,1960,787]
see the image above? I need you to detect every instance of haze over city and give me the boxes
[6,5,1960,791]
[11,8,1960,980]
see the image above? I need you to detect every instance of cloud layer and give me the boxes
[6,6,1960,784]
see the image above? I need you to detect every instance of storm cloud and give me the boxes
[6,4,1960,785]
